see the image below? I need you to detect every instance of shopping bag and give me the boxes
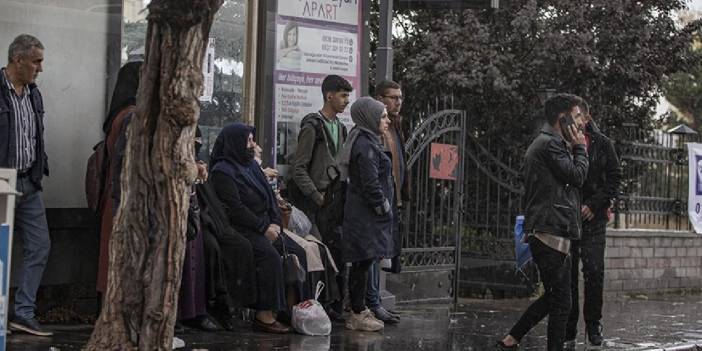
[292,282,331,336]
[514,215,532,272]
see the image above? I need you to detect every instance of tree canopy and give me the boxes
[384,0,701,152]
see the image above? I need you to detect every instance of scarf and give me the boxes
[337,96,386,181]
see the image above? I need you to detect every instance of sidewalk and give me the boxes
[7,294,702,350]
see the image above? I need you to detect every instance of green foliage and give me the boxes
[383,0,701,152]
[663,50,702,131]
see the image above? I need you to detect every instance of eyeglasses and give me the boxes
[382,95,403,102]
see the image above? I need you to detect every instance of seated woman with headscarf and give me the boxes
[338,96,394,332]
[209,123,309,334]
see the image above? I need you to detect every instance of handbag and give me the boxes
[281,231,307,284]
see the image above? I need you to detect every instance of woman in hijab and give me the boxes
[337,96,394,332]
[209,123,307,334]
[97,61,141,294]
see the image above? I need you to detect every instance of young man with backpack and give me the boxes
[290,75,352,321]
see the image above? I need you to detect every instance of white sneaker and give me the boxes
[172,336,185,349]
[345,308,384,331]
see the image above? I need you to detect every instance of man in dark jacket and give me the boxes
[0,34,52,336]
[365,80,408,324]
[498,94,588,351]
[564,101,621,349]
[290,75,352,320]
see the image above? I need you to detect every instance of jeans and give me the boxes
[566,221,606,340]
[13,177,51,319]
[349,259,374,314]
[365,260,381,309]
[509,237,572,351]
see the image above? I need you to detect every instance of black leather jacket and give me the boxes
[582,121,621,226]
[522,123,589,240]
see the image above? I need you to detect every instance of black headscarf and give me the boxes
[210,123,272,203]
[104,61,142,134]
[210,123,256,167]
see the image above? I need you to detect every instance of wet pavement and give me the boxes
[7,295,702,350]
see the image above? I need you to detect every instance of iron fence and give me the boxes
[613,123,699,231]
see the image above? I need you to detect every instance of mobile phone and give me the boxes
[559,114,576,143]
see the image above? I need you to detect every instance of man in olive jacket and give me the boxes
[498,94,589,351]
[290,74,352,320]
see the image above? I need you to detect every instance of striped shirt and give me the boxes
[1,69,36,171]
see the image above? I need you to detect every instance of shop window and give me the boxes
[122,0,247,159]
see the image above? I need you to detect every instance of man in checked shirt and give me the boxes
[0,34,52,336]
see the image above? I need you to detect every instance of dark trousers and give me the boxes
[299,199,347,311]
[245,233,309,312]
[566,221,606,340]
[348,259,374,314]
[510,237,572,351]
[14,177,51,319]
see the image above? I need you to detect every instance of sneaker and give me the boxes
[172,336,185,349]
[370,307,399,324]
[9,316,53,337]
[586,321,604,346]
[345,309,384,332]
[494,340,518,350]
[563,339,576,351]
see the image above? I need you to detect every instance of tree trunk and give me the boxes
[86,1,222,349]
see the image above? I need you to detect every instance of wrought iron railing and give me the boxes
[613,124,698,230]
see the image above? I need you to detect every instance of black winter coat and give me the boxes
[210,162,282,237]
[522,123,589,240]
[582,122,621,225]
[343,130,394,262]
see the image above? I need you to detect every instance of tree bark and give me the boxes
[86,1,222,350]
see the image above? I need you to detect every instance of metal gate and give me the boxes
[387,109,466,305]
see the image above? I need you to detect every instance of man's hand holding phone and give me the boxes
[567,124,586,146]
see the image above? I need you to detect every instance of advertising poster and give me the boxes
[199,38,215,103]
[688,143,702,234]
[274,0,363,164]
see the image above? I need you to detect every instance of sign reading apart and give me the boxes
[274,0,363,158]
[429,143,459,180]
[688,143,702,234]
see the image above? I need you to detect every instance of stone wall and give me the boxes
[604,229,702,295]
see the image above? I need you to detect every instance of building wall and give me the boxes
[604,229,702,295]
[0,0,121,208]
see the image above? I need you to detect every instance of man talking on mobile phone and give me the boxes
[497,94,589,351]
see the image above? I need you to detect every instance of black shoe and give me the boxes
[326,307,346,323]
[586,321,604,346]
[218,314,237,331]
[563,339,576,351]
[370,307,399,324]
[185,315,219,332]
[494,340,518,350]
[9,316,53,337]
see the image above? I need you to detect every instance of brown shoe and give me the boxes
[253,318,292,334]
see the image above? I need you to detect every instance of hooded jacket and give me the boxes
[291,112,348,205]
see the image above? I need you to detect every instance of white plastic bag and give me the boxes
[291,282,331,336]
